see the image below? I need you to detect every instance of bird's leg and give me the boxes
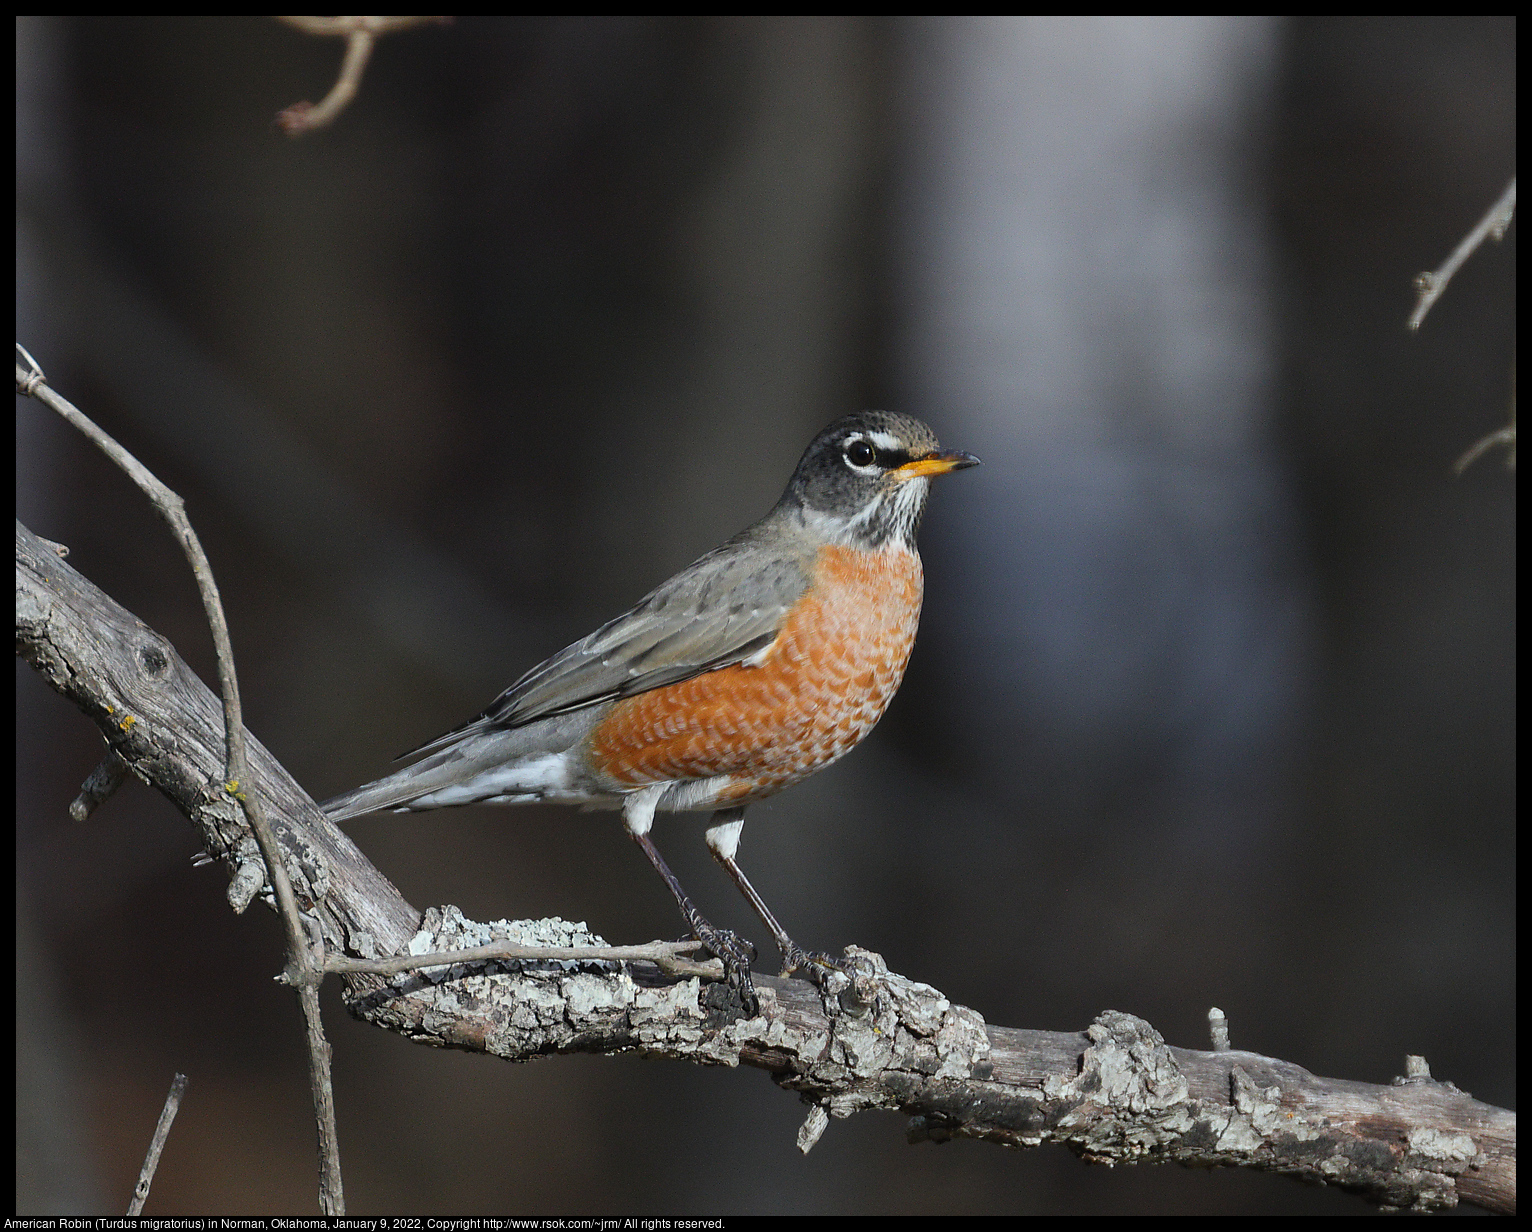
[705,808,843,985]
[622,791,759,1013]
[629,830,760,1011]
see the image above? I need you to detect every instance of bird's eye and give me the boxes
[843,439,876,468]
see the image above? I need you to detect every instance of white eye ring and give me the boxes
[843,437,877,468]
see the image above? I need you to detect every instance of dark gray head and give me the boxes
[777,411,979,549]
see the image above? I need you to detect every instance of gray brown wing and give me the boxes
[402,536,812,758]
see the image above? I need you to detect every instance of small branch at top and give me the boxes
[275,15,453,136]
[1407,178,1515,331]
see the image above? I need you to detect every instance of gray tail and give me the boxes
[321,711,598,821]
[321,762,445,821]
[321,740,492,821]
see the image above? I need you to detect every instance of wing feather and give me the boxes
[400,533,812,758]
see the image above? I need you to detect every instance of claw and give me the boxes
[693,922,760,1015]
[778,942,844,987]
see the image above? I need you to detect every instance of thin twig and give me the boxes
[1453,360,1516,475]
[1408,178,1516,331]
[126,1073,189,1216]
[15,348,344,1215]
[1453,425,1517,474]
[69,749,132,821]
[324,937,720,980]
[277,14,447,37]
[275,15,452,136]
[1207,1006,1231,1052]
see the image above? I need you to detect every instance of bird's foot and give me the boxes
[690,922,760,1015]
[778,941,845,987]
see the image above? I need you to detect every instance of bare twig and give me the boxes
[1453,360,1516,475]
[1454,425,1517,474]
[275,15,452,136]
[1407,178,1516,331]
[69,748,131,821]
[324,936,719,980]
[1404,182,1517,473]
[1208,1006,1231,1052]
[15,351,344,1214]
[126,1073,188,1216]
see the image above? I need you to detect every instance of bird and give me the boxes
[322,411,979,1008]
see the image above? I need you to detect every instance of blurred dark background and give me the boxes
[16,16,1513,1216]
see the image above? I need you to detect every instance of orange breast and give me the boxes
[586,543,924,800]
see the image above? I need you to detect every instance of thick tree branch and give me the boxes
[16,521,1515,1214]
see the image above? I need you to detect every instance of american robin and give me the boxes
[323,411,978,1007]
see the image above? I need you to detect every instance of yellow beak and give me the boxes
[893,449,982,480]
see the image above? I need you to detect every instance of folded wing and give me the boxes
[402,536,812,758]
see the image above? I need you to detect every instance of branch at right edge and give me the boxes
[357,904,1515,1215]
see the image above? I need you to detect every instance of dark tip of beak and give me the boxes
[893,448,983,480]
